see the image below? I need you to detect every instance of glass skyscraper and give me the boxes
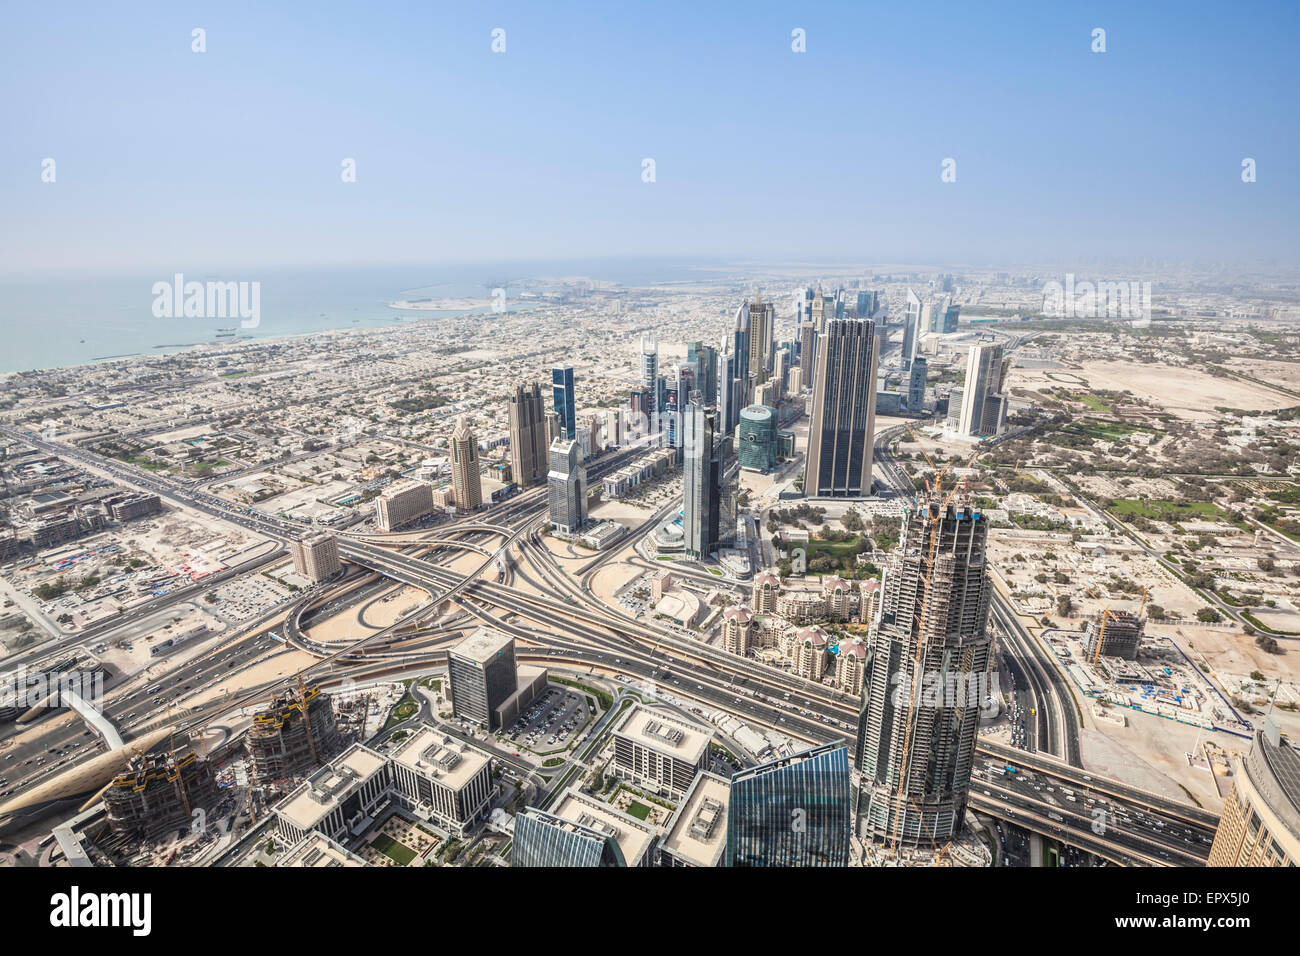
[725,742,852,867]
[512,807,626,867]
[551,365,576,441]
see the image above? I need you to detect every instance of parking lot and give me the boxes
[505,686,589,753]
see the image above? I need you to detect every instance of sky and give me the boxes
[1,0,1298,275]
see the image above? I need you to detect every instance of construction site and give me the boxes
[246,682,344,792]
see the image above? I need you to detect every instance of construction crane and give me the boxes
[1083,584,1113,667]
[296,672,320,767]
[165,704,191,822]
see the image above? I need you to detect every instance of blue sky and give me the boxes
[1,0,1297,274]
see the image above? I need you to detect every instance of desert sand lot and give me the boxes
[1079,718,1228,811]
[1015,360,1293,420]
[1225,357,1300,390]
[1173,623,1300,684]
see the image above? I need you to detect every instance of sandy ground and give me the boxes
[1080,718,1228,811]
[1014,360,1293,420]
[1224,357,1300,390]
[178,646,320,715]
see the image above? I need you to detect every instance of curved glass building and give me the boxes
[737,404,777,472]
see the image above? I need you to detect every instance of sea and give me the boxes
[0,258,745,375]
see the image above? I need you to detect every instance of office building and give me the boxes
[273,743,391,846]
[1208,720,1300,867]
[957,343,1008,438]
[111,493,162,522]
[290,532,342,583]
[733,302,752,406]
[658,772,731,867]
[901,288,921,371]
[682,399,722,560]
[508,382,549,487]
[737,404,778,472]
[390,726,495,836]
[747,293,775,385]
[725,742,852,867]
[448,627,519,732]
[1084,610,1145,662]
[640,337,659,439]
[449,416,483,511]
[804,317,878,498]
[687,341,718,406]
[513,806,628,867]
[906,357,928,412]
[611,703,711,799]
[552,365,576,441]
[856,495,993,846]
[547,437,587,534]
[517,788,659,867]
[376,479,434,532]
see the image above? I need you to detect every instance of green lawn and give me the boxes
[370,833,417,866]
[1078,393,1113,413]
[1112,499,1226,521]
[626,800,653,821]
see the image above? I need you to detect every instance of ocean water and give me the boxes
[0,259,734,375]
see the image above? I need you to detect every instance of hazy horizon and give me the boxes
[3,0,1298,275]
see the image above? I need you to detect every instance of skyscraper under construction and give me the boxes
[246,686,343,790]
[104,747,218,838]
[855,495,993,846]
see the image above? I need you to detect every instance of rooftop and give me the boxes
[613,703,711,765]
[390,725,490,791]
[450,626,514,665]
[275,743,388,833]
[550,788,659,867]
[659,772,731,867]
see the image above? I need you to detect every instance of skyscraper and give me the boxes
[747,293,775,386]
[640,336,659,440]
[906,357,927,412]
[682,398,722,560]
[450,416,482,510]
[448,627,519,731]
[804,317,878,498]
[725,742,852,867]
[508,382,549,487]
[957,343,1008,438]
[901,288,922,372]
[1208,720,1300,867]
[732,302,751,407]
[551,365,576,442]
[512,807,627,867]
[716,350,737,436]
[547,437,587,534]
[687,341,718,407]
[855,495,993,846]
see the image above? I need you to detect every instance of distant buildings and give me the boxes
[906,357,928,412]
[746,293,775,386]
[508,382,549,487]
[737,405,777,473]
[1208,721,1300,867]
[725,742,852,867]
[110,493,162,522]
[376,479,433,532]
[551,365,576,441]
[547,437,587,534]
[902,287,921,372]
[957,343,1008,438]
[290,532,341,583]
[856,496,992,846]
[804,317,878,498]
[450,416,482,511]
[639,337,659,439]
[611,703,711,800]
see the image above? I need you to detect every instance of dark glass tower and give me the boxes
[512,808,627,867]
[804,317,877,498]
[551,365,576,442]
[725,742,852,867]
